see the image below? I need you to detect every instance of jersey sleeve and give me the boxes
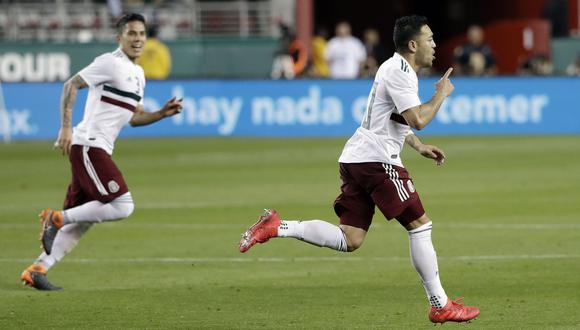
[78,54,114,87]
[384,68,421,114]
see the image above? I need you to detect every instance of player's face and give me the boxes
[415,25,436,68]
[118,21,147,62]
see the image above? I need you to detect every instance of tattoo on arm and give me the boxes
[60,75,87,128]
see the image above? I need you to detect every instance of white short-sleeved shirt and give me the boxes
[338,52,421,167]
[73,48,145,155]
[325,36,366,79]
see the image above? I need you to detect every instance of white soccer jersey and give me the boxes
[73,48,145,155]
[338,52,421,167]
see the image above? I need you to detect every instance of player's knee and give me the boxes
[113,192,134,219]
[122,201,135,218]
[340,224,367,252]
[345,234,364,252]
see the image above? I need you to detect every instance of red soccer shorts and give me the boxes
[333,162,425,231]
[63,145,129,209]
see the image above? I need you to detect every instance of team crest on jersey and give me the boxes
[108,180,120,193]
[407,180,415,193]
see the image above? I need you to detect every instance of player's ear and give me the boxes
[408,40,417,53]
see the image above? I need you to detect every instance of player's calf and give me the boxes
[39,209,64,255]
[339,224,366,252]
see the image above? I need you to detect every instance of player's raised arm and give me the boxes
[129,97,183,127]
[401,67,454,130]
[56,74,88,155]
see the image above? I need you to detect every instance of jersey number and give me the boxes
[361,82,378,129]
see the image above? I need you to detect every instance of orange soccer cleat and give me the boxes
[239,209,281,253]
[39,208,64,255]
[21,264,62,291]
[428,297,480,324]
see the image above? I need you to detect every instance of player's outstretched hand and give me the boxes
[160,97,183,117]
[435,67,454,97]
[54,127,73,156]
[419,144,446,166]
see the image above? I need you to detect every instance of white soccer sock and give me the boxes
[408,221,448,308]
[62,192,135,224]
[36,222,92,271]
[278,220,348,252]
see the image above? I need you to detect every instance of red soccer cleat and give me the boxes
[239,209,281,253]
[428,297,480,324]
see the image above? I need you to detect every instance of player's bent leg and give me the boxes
[25,222,93,290]
[239,209,351,253]
[37,222,93,270]
[398,213,430,231]
[294,220,349,251]
[339,224,367,251]
[38,193,133,255]
[39,209,64,255]
[61,192,134,224]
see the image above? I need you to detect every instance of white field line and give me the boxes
[1,223,579,230]
[0,254,579,264]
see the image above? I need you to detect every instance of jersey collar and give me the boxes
[394,52,413,70]
[114,48,134,64]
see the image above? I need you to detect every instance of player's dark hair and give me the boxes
[115,13,146,35]
[393,15,428,53]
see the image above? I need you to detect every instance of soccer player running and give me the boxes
[21,13,183,290]
[239,15,480,324]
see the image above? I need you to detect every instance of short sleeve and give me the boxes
[78,55,114,87]
[384,68,421,114]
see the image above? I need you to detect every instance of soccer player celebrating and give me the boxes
[21,13,183,290]
[239,15,480,324]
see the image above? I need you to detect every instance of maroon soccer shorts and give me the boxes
[63,145,129,209]
[333,162,425,231]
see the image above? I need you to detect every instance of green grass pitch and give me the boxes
[0,136,579,329]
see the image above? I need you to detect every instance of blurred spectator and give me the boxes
[453,25,497,76]
[271,22,296,79]
[325,21,366,79]
[543,0,569,37]
[137,25,172,80]
[271,21,308,79]
[361,28,388,77]
[107,0,123,19]
[519,53,554,76]
[289,38,308,78]
[565,53,580,76]
[309,27,330,78]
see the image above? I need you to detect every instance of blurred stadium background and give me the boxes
[1,0,579,329]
